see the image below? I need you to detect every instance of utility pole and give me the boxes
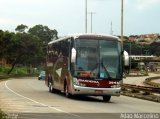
[85,0,88,33]
[110,21,113,35]
[88,12,96,33]
[129,42,132,73]
[121,0,124,46]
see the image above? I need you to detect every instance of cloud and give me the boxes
[136,0,160,10]
[0,18,19,25]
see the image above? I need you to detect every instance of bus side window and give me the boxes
[48,45,52,59]
[61,39,70,57]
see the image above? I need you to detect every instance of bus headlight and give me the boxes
[73,78,86,87]
[73,78,79,85]
[111,84,121,88]
[79,83,86,87]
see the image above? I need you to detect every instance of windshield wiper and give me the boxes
[89,63,99,78]
[101,58,111,79]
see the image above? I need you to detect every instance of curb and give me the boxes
[144,76,160,88]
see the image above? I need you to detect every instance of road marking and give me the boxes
[5,80,80,117]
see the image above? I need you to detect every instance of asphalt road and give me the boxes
[0,77,160,119]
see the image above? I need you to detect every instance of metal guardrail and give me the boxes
[122,84,160,102]
[122,84,160,94]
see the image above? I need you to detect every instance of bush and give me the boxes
[12,67,28,74]
[0,66,36,75]
[0,109,8,119]
[0,66,6,74]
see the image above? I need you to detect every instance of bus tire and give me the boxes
[103,95,111,102]
[49,82,53,93]
[48,77,54,93]
[65,81,72,98]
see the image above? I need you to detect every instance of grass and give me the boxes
[0,66,31,75]
[0,66,40,80]
[0,109,8,119]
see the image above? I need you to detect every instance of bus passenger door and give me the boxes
[53,57,64,90]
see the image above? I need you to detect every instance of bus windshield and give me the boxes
[74,38,122,79]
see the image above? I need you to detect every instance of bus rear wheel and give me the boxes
[103,95,111,102]
[49,82,54,93]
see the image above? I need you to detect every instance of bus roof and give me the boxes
[48,33,121,45]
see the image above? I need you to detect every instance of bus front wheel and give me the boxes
[65,82,72,98]
[103,95,111,102]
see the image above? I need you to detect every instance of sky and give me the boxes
[0,0,160,37]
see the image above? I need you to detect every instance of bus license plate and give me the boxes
[95,90,103,94]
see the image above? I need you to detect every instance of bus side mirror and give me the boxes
[71,48,76,63]
[123,50,129,67]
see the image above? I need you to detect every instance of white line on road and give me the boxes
[4,80,80,117]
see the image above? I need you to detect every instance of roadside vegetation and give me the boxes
[0,66,28,75]
[0,66,42,80]
[0,109,8,119]
[0,24,58,75]
[123,40,160,56]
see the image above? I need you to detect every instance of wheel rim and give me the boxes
[65,84,69,97]
[49,82,52,92]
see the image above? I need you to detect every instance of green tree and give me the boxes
[15,24,28,32]
[28,24,58,44]
[0,30,4,58]
[0,31,15,58]
[1,25,58,74]
[6,33,42,74]
[124,40,151,55]
[150,42,160,56]
[28,25,58,66]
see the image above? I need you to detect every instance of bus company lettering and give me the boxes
[77,79,99,84]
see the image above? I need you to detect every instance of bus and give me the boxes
[45,33,124,102]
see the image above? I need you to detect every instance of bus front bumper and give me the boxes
[71,85,121,96]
